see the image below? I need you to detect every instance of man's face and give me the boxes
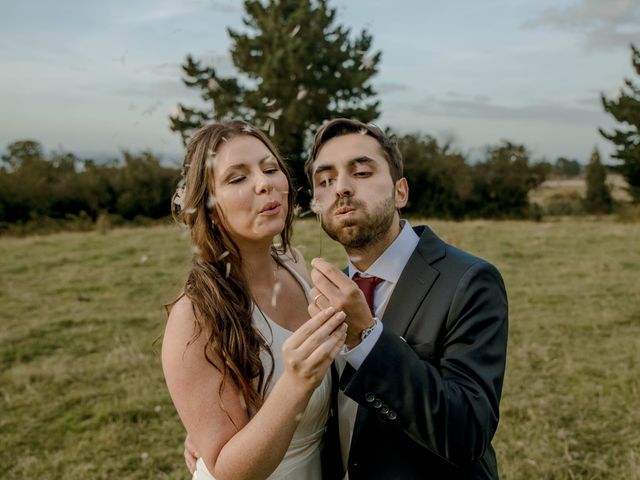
[311,133,407,249]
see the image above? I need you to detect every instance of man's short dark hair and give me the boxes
[305,118,404,188]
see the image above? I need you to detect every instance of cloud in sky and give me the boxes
[524,0,640,50]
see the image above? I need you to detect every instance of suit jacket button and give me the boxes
[365,392,375,402]
[380,405,389,414]
[387,411,397,420]
[373,399,382,408]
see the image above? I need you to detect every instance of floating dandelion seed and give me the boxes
[289,25,300,37]
[296,89,308,101]
[359,55,374,70]
[208,78,220,91]
[192,245,202,256]
[358,127,368,135]
[225,262,231,278]
[263,119,275,136]
[309,198,323,215]
[154,405,162,413]
[221,136,228,143]
[207,194,217,209]
[293,205,303,216]
[305,63,312,70]
[294,413,303,421]
[263,98,276,107]
[271,280,282,308]
[181,228,190,239]
[242,124,253,133]
[349,255,363,263]
[185,207,197,215]
[218,250,230,261]
[299,210,313,218]
[239,393,247,410]
[140,452,149,460]
[140,255,148,264]
[267,108,283,120]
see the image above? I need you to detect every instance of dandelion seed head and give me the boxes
[310,198,324,215]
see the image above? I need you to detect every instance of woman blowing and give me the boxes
[162,120,346,479]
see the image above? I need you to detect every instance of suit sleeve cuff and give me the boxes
[340,319,383,370]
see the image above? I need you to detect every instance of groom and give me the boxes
[306,118,508,479]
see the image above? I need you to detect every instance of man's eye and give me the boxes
[319,178,334,187]
[354,171,372,177]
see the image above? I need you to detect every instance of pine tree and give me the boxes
[585,147,613,214]
[169,0,381,205]
[600,44,640,203]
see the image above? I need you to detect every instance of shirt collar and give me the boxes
[348,220,419,283]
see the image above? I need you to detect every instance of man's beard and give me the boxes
[321,194,396,250]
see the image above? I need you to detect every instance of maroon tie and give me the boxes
[353,273,384,315]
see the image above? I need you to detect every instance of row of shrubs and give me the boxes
[0,136,633,236]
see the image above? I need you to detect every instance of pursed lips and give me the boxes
[334,205,355,217]
[258,200,281,214]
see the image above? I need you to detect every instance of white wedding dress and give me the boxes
[193,264,331,480]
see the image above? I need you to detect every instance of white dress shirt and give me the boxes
[336,220,420,474]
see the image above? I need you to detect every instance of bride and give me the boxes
[162,120,346,479]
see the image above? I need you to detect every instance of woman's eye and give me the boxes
[264,168,278,174]
[229,176,245,184]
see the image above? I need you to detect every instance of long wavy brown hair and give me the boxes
[166,119,296,419]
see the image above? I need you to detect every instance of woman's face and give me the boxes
[212,135,289,245]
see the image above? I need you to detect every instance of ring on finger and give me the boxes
[313,293,327,309]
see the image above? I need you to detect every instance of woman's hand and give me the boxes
[281,306,347,392]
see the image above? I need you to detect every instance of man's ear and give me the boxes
[394,177,409,209]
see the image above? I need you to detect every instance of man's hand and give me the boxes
[308,258,374,348]
[184,434,198,475]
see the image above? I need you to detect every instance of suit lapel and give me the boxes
[379,225,445,337]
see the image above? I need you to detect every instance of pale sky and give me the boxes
[1,0,639,166]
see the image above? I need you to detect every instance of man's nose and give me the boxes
[335,174,353,198]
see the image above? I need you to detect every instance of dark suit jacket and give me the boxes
[323,225,509,479]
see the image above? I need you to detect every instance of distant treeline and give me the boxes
[0,136,589,233]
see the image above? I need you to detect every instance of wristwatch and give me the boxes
[360,317,379,341]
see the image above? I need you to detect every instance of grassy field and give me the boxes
[1,218,639,479]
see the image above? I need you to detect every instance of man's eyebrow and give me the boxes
[349,156,376,167]
[313,164,335,176]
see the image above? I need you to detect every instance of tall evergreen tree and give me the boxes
[600,44,640,203]
[170,0,381,205]
[585,147,613,214]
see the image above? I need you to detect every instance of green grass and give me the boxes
[1,218,639,479]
